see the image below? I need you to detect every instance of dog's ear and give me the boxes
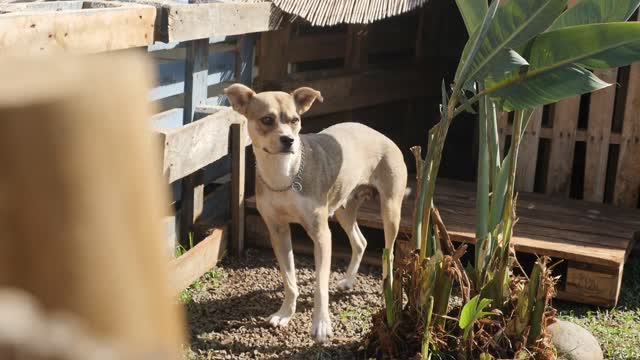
[224,83,256,115]
[291,87,323,115]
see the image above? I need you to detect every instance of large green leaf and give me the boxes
[530,22,640,70]
[489,64,609,111]
[455,0,488,35]
[487,22,640,110]
[549,0,640,31]
[455,0,501,93]
[458,0,567,84]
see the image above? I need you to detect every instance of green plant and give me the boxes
[459,295,493,341]
[365,0,640,358]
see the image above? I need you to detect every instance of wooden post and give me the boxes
[231,121,246,256]
[180,36,209,246]
[0,54,184,356]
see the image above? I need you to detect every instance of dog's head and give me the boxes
[224,84,323,155]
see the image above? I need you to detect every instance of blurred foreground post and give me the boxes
[0,54,184,358]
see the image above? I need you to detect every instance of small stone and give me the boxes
[547,320,603,360]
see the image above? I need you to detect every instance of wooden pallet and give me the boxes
[245,178,640,307]
[499,12,640,209]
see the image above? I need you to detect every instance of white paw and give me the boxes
[267,308,294,327]
[311,314,333,343]
[336,277,355,291]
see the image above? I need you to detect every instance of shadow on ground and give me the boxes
[183,248,382,359]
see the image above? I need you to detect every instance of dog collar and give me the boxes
[256,142,305,193]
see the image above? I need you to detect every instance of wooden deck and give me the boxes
[245,178,640,307]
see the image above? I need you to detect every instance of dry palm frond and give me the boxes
[271,0,429,26]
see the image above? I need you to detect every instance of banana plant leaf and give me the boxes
[456,0,567,84]
[549,0,640,30]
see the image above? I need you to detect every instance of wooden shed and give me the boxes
[1,0,639,308]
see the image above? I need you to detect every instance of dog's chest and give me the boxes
[257,191,312,224]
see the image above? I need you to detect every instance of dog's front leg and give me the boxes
[306,215,333,343]
[264,219,298,327]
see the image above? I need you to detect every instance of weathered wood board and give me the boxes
[170,226,227,293]
[0,1,156,54]
[156,107,248,183]
[161,2,282,43]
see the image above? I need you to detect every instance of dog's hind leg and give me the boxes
[380,195,402,279]
[334,199,368,291]
[264,218,298,328]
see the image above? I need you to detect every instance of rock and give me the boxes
[547,319,603,360]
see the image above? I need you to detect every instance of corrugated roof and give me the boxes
[270,0,428,26]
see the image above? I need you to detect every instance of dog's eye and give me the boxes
[260,116,275,126]
[291,117,300,124]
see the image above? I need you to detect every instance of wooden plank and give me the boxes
[614,62,640,207]
[151,108,183,129]
[584,69,618,202]
[230,121,246,256]
[560,262,623,307]
[194,103,224,120]
[0,1,84,12]
[163,2,282,43]
[501,126,623,144]
[170,226,227,293]
[546,96,581,195]
[0,2,155,54]
[289,33,346,63]
[150,41,237,62]
[275,65,439,117]
[150,51,236,101]
[515,107,543,192]
[157,107,247,183]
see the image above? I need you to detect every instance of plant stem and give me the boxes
[421,296,434,360]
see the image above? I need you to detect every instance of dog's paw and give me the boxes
[311,315,333,343]
[267,309,294,327]
[336,277,355,291]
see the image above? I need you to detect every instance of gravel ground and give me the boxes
[181,248,383,360]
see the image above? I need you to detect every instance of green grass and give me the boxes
[179,267,227,305]
[557,255,640,360]
[338,305,373,331]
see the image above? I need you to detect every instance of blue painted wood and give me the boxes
[147,36,229,53]
[150,51,236,101]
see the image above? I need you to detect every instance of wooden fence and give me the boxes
[0,0,280,293]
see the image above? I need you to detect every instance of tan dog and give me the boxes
[224,83,408,343]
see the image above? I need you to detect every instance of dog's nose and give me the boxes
[280,135,294,148]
